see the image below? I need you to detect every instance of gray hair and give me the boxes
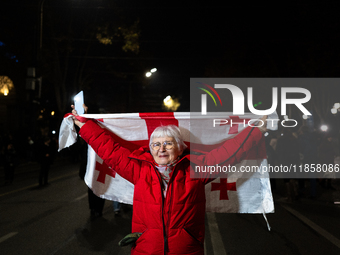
[149,125,187,151]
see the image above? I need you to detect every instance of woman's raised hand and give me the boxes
[71,104,88,128]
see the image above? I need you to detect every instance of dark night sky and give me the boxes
[1,1,340,114]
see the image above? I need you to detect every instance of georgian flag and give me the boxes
[59,112,275,214]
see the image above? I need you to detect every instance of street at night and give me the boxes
[1,1,340,255]
[1,157,340,254]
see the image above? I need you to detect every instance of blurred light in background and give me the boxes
[145,68,157,78]
[320,125,328,132]
[163,95,180,111]
[331,103,340,114]
[0,76,14,96]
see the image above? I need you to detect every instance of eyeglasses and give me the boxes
[151,141,175,151]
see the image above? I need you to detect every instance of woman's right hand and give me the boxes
[71,104,88,128]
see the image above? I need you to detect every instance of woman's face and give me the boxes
[150,136,183,165]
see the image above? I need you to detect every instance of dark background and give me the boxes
[1,0,340,154]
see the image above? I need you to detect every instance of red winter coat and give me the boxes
[80,120,263,255]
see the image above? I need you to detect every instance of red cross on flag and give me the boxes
[211,178,237,200]
[59,112,275,213]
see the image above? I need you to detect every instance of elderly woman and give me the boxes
[72,106,267,255]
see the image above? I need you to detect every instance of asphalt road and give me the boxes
[1,157,340,255]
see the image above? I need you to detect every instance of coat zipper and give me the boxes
[137,158,168,254]
[165,164,178,254]
[152,165,168,255]
[128,156,186,255]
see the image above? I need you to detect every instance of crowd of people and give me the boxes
[0,134,57,187]
[266,125,340,202]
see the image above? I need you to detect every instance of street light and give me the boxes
[331,103,340,115]
[320,125,328,132]
[145,68,157,78]
[163,95,172,105]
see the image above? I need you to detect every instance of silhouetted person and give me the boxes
[319,134,336,190]
[26,136,35,162]
[113,201,121,216]
[298,126,319,199]
[276,129,300,202]
[38,137,53,187]
[4,143,16,184]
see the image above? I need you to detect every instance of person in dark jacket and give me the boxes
[276,128,300,201]
[71,105,267,255]
[4,143,16,184]
[318,134,336,189]
[298,126,319,198]
[38,137,53,187]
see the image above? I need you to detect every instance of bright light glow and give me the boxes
[320,125,328,132]
[163,95,180,111]
[163,95,171,104]
[331,108,337,114]
[51,111,55,116]
[145,72,152,77]
[0,76,14,96]
[151,68,157,73]
[52,130,56,134]
[334,103,340,109]
[302,115,308,119]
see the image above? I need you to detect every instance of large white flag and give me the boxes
[59,112,275,214]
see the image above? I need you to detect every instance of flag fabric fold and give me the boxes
[59,112,275,214]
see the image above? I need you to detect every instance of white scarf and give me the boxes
[154,158,179,197]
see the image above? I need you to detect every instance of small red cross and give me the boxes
[220,116,250,134]
[96,161,116,184]
[211,178,236,200]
